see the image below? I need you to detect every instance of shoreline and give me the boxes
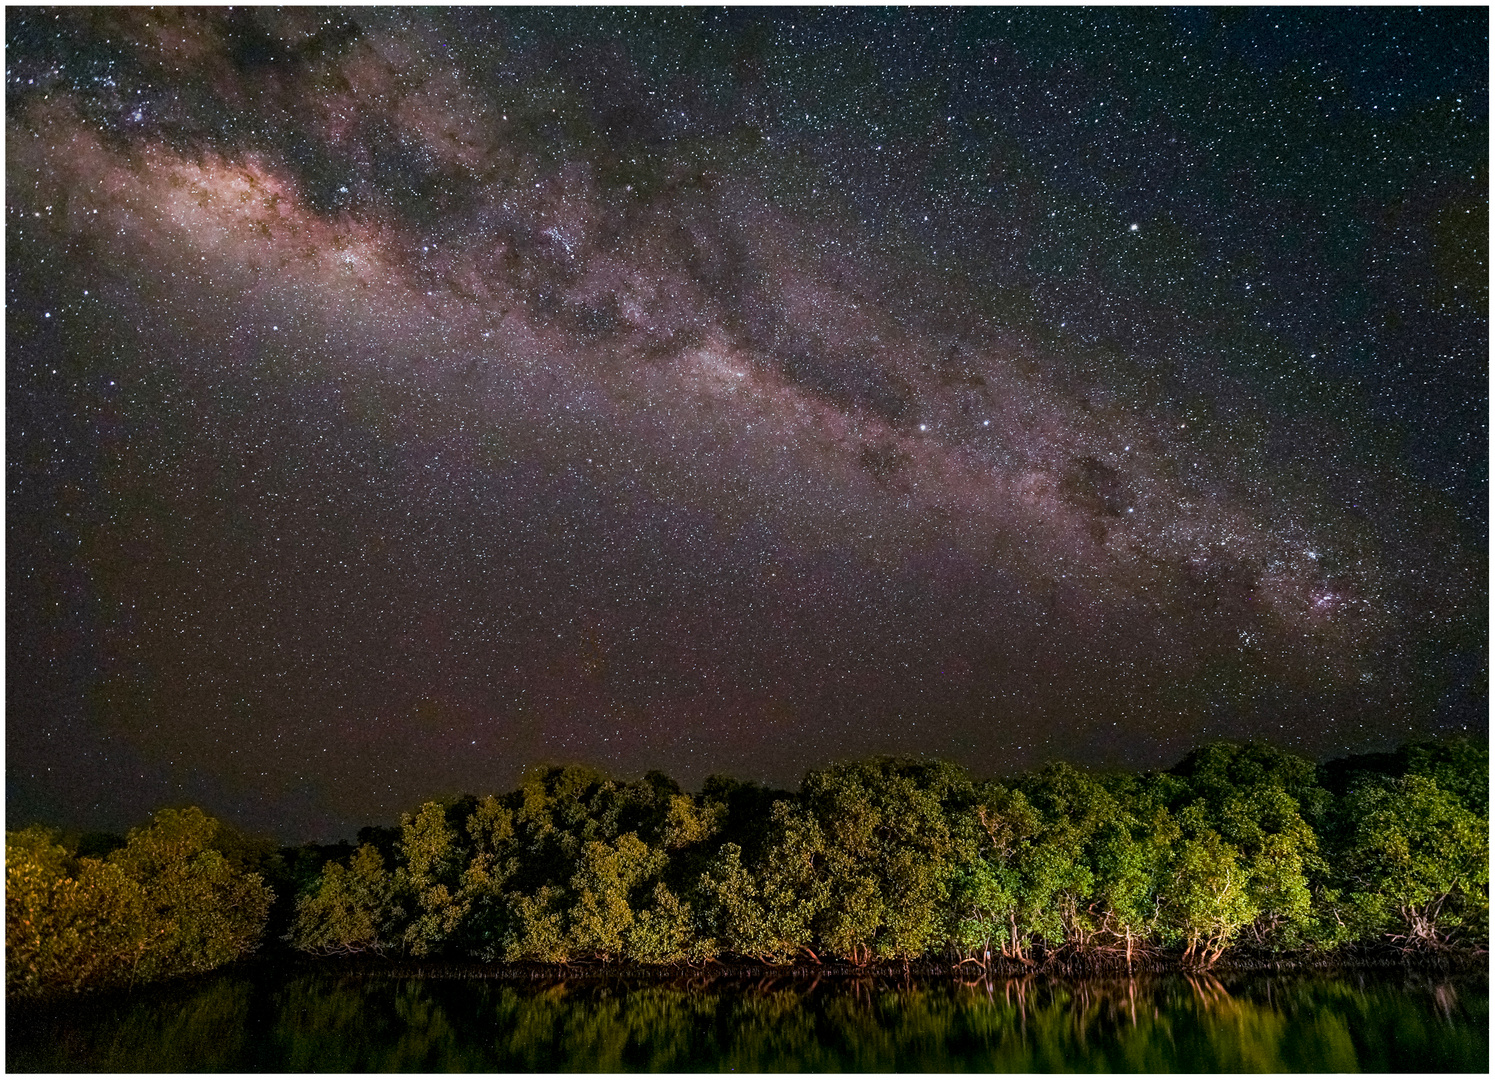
[7,947,1485,1016]
[245,945,1490,983]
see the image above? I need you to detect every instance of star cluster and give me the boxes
[7,9,1484,840]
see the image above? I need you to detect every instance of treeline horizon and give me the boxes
[7,736,1488,1000]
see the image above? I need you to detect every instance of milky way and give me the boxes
[8,9,1485,840]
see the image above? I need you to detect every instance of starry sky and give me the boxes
[8,8,1487,842]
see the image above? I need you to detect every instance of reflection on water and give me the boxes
[9,966,1488,1072]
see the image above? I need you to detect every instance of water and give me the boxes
[8,966,1487,1072]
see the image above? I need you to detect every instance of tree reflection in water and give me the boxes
[9,969,1488,1072]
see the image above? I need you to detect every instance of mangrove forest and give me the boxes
[7,738,1487,1002]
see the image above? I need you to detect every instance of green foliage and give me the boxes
[1008,763,1113,951]
[275,737,1495,972]
[7,808,273,1000]
[627,883,703,964]
[8,827,139,999]
[286,844,397,955]
[794,758,974,962]
[568,832,666,960]
[1337,773,1488,947]
[747,801,832,961]
[111,808,275,983]
[1165,830,1258,963]
[397,801,471,957]
[948,856,1019,962]
[457,795,521,960]
[504,886,571,962]
[663,792,724,850]
[699,842,782,961]
[956,771,1040,957]
[1402,738,1489,815]
[1165,743,1327,951]
[20,739,1485,989]
[1092,774,1177,951]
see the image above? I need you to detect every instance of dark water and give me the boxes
[8,966,1488,1072]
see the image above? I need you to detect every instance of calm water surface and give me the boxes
[8,967,1487,1072]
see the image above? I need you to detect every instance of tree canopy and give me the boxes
[8,737,1486,1000]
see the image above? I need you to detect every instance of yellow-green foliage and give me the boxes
[399,802,470,958]
[7,808,272,1000]
[1339,773,1488,946]
[273,739,1490,969]
[287,844,396,955]
[568,833,665,960]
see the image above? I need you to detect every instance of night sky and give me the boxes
[7,8,1487,843]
